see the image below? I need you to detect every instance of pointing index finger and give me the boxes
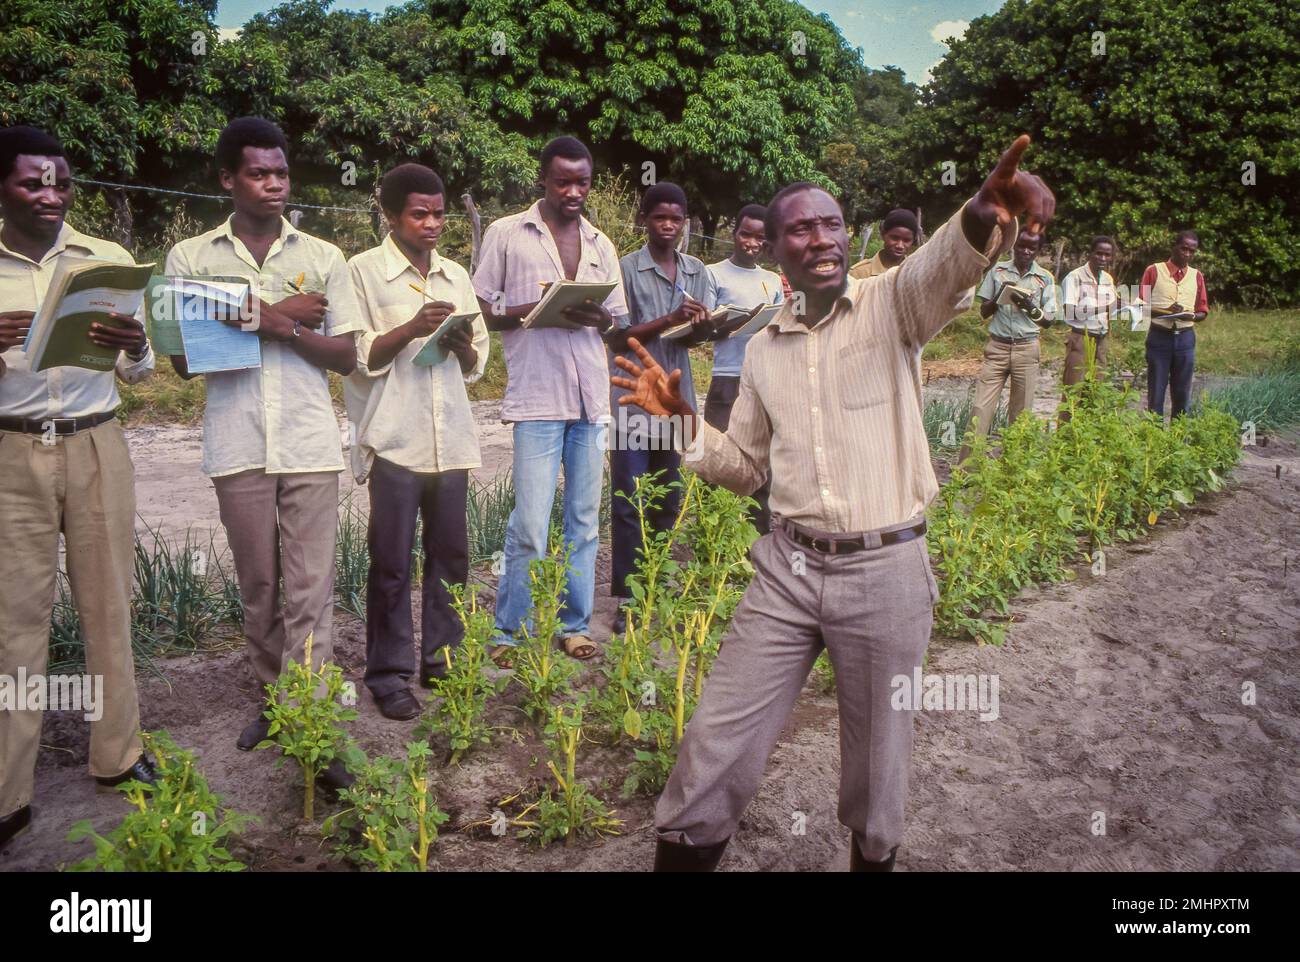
[993,134,1032,181]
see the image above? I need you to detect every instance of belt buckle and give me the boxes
[48,417,78,436]
[812,536,832,554]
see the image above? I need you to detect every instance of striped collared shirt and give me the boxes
[683,203,1014,534]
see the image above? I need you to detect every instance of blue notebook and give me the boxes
[172,278,262,374]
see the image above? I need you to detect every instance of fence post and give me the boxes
[915,207,925,245]
[1053,239,1066,280]
[858,223,874,260]
[462,192,482,274]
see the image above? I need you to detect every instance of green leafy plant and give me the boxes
[324,742,449,872]
[416,585,505,764]
[335,495,369,618]
[511,541,578,722]
[67,731,253,872]
[257,632,359,821]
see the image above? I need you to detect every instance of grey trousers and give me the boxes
[655,519,937,862]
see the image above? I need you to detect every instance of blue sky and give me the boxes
[215,0,1006,83]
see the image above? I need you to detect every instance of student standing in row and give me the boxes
[1061,236,1118,389]
[472,137,628,663]
[704,204,782,534]
[344,163,489,720]
[0,127,159,851]
[605,183,717,635]
[614,136,1053,872]
[847,208,919,279]
[1141,230,1208,420]
[959,228,1057,462]
[165,118,361,797]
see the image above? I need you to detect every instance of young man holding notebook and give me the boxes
[344,164,489,720]
[472,136,628,663]
[165,119,361,790]
[704,203,782,535]
[0,126,158,851]
[603,183,717,634]
[1140,230,1208,420]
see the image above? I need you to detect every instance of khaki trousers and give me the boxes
[1062,327,1108,386]
[655,520,936,862]
[212,469,338,688]
[0,420,142,818]
[959,336,1041,462]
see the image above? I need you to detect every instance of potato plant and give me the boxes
[934,349,1240,644]
[511,540,578,722]
[257,632,359,820]
[68,731,253,872]
[324,741,449,872]
[417,585,506,764]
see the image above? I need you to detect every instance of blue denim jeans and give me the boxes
[493,418,605,643]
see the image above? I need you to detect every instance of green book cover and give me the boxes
[28,258,155,372]
[412,312,479,367]
[520,280,616,330]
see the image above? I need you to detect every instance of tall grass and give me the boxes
[335,495,370,618]
[924,393,1006,453]
[1197,371,1300,433]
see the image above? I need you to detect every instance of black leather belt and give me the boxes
[991,334,1038,345]
[781,519,927,555]
[0,411,116,436]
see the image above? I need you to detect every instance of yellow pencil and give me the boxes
[286,271,307,294]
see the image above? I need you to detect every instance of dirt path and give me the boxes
[4,428,1296,872]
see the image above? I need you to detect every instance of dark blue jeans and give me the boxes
[1146,325,1196,418]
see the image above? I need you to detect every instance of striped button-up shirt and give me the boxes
[0,222,155,418]
[682,203,1014,534]
[471,201,628,424]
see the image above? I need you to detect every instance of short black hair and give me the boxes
[764,182,827,239]
[1016,228,1045,248]
[215,117,289,175]
[735,204,767,230]
[1090,235,1115,251]
[639,181,688,215]
[0,126,65,180]
[539,136,592,177]
[1174,229,1199,246]
[380,163,446,216]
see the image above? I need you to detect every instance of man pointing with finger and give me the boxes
[613,136,1054,872]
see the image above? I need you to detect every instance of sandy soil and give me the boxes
[3,392,1296,872]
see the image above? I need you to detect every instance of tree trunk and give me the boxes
[462,192,482,274]
[107,188,133,250]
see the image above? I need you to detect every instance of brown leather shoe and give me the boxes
[653,836,729,872]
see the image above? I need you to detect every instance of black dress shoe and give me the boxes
[612,599,630,636]
[653,836,729,872]
[376,688,421,720]
[315,759,356,802]
[0,805,33,851]
[850,839,897,872]
[237,713,272,751]
[95,755,158,790]
[418,670,447,691]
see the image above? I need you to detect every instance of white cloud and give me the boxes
[929,19,969,46]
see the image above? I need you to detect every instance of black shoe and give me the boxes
[850,838,897,872]
[0,806,33,851]
[237,712,273,751]
[653,836,729,872]
[418,669,447,691]
[612,600,630,636]
[316,759,355,802]
[376,688,421,721]
[95,755,158,790]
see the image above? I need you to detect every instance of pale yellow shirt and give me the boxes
[344,236,489,482]
[684,203,1014,534]
[164,217,360,477]
[0,221,154,418]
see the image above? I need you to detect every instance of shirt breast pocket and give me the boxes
[837,337,896,410]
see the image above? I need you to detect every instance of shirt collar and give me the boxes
[522,200,600,243]
[772,278,856,334]
[381,232,443,282]
[632,244,699,277]
[216,214,298,246]
[0,220,93,266]
[1166,259,1188,279]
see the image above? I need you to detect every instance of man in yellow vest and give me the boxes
[1140,230,1208,419]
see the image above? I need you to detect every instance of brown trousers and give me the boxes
[213,469,338,688]
[959,336,1041,462]
[0,420,142,818]
[1062,328,1109,386]
[655,519,936,862]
